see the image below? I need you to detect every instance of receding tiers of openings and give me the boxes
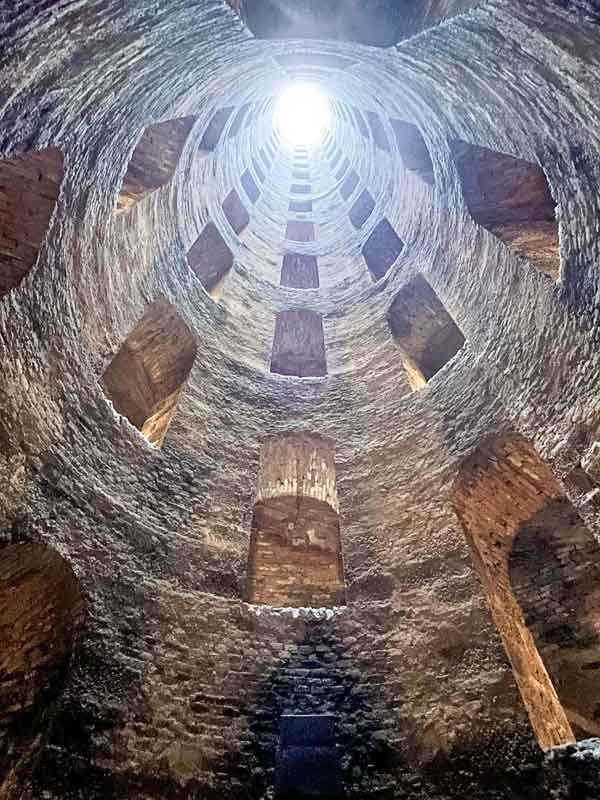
[451,140,559,278]
[101,299,197,447]
[286,220,315,242]
[222,188,250,234]
[281,252,319,289]
[0,543,86,791]
[388,275,464,391]
[391,119,434,185]
[453,434,600,748]
[116,117,194,212]
[349,188,375,229]
[187,222,234,300]
[289,199,312,213]
[362,218,404,280]
[293,170,310,181]
[0,147,63,297]
[247,433,345,608]
[241,169,260,204]
[271,309,327,377]
[199,107,234,152]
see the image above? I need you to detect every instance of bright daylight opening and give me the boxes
[273,83,332,148]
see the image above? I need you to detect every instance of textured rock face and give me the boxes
[1,1,600,799]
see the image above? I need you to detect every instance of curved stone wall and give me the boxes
[1,1,600,798]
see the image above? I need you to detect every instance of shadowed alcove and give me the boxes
[388,275,465,391]
[451,140,559,279]
[101,298,197,447]
[0,147,63,297]
[453,434,600,749]
[115,116,195,213]
[247,433,345,607]
[0,543,86,796]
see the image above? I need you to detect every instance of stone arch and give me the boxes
[101,298,197,447]
[115,116,195,212]
[451,140,559,279]
[0,543,86,794]
[0,147,63,298]
[247,432,346,607]
[453,434,600,749]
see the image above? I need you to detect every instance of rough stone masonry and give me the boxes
[1,1,600,798]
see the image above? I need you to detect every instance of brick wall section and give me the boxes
[101,298,197,447]
[115,117,195,212]
[511,500,600,738]
[248,434,344,607]
[0,147,63,296]
[451,141,559,278]
[452,435,600,749]
[0,543,86,797]
[256,433,339,511]
[248,496,346,606]
[388,275,465,391]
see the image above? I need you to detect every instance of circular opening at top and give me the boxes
[273,82,332,148]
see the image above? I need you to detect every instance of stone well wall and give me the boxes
[1,1,600,798]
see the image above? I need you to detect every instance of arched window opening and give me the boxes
[101,298,197,447]
[241,169,260,204]
[228,103,250,139]
[0,147,63,298]
[280,252,319,289]
[289,199,312,214]
[451,140,559,279]
[187,221,234,300]
[349,188,375,229]
[222,188,250,234]
[390,119,434,186]
[199,107,234,153]
[362,217,403,281]
[453,435,600,748]
[365,111,390,152]
[388,275,465,391]
[271,309,327,377]
[247,433,346,608]
[286,220,315,242]
[0,543,85,791]
[115,117,195,212]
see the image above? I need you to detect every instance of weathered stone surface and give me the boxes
[1,1,600,798]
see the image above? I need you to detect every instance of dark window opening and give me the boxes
[271,309,327,377]
[349,188,375,229]
[362,217,403,280]
[281,252,319,289]
[451,140,559,278]
[101,299,197,447]
[199,107,234,152]
[187,222,234,300]
[388,274,465,390]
